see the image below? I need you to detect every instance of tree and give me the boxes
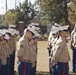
[67,1,76,31]
[37,0,70,25]
[2,0,36,27]
[2,11,17,25]
[15,1,36,24]
[68,2,76,24]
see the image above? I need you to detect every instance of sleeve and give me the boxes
[17,41,25,60]
[0,48,2,59]
[71,31,75,47]
[14,40,16,51]
[51,42,64,63]
[71,32,73,42]
[74,34,76,44]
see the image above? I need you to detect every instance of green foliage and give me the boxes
[15,1,36,24]
[2,0,36,26]
[38,34,48,40]
[2,11,17,25]
[37,0,70,25]
[68,2,76,25]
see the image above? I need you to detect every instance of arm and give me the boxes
[51,41,64,64]
[73,34,76,49]
[17,41,25,61]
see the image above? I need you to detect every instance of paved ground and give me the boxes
[14,41,76,75]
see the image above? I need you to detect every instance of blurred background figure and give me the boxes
[71,23,76,73]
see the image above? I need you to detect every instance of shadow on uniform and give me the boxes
[14,72,19,75]
[37,72,76,75]
[69,71,76,75]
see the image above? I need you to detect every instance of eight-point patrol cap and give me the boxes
[58,25,69,31]
[8,29,18,36]
[4,34,10,40]
[54,23,61,27]
[3,29,11,34]
[51,25,59,31]
[30,26,40,33]
[28,23,39,29]
[29,23,39,26]
[52,28,59,34]
[27,27,40,37]
[0,30,6,36]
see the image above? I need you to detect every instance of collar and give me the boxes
[23,35,29,43]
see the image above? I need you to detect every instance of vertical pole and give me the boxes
[6,0,7,12]
[26,0,28,5]
[64,1,69,24]
[15,0,16,9]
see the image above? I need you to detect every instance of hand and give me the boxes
[50,62,56,67]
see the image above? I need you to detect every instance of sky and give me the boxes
[0,0,35,15]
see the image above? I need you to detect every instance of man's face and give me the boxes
[52,33,58,38]
[61,30,69,38]
[64,31,69,38]
[26,31,34,41]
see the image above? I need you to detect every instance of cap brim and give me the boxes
[59,25,69,31]
[27,28,40,36]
